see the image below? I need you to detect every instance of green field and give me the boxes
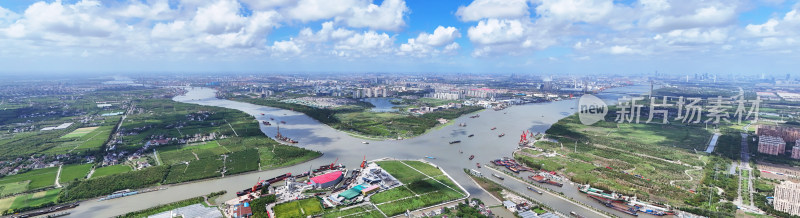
[91,164,132,178]
[371,160,465,216]
[157,141,227,165]
[527,113,723,205]
[0,167,58,195]
[273,197,323,218]
[58,164,92,184]
[0,188,61,212]
[60,127,99,138]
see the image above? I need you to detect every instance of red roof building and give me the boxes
[309,171,343,188]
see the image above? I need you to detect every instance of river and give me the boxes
[63,85,653,218]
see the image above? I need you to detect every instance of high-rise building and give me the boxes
[793,141,800,160]
[757,135,786,155]
[774,181,800,216]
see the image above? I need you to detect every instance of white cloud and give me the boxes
[641,3,738,32]
[467,19,524,45]
[415,26,461,47]
[240,0,296,10]
[0,6,19,25]
[192,0,246,35]
[271,39,302,56]
[534,0,614,23]
[285,0,409,31]
[657,28,729,45]
[112,0,175,20]
[608,45,639,54]
[334,31,394,57]
[338,0,408,31]
[398,26,461,57]
[456,0,530,21]
[7,0,121,38]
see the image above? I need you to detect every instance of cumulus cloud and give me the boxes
[534,0,614,23]
[456,0,530,21]
[398,26,461,57]
[467,19,524,45]
[6,0,120,39]
[286,0,408,31]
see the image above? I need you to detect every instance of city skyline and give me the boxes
[0,0,799,74]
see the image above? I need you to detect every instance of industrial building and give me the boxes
[774,181,800,216]
[757,136,786,155]
[794,141,800,159]
[309,171,344,188]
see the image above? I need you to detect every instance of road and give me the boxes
[481,166,611,218]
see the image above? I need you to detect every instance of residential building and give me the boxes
[757,125,800,142]
[758,136,786,155]
[793,141,800,159]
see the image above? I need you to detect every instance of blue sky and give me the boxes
[0,0,798,75]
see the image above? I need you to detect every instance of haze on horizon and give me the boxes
[0,0,798,75]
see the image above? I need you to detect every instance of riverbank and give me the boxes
[58,85,653,217]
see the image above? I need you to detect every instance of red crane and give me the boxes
[251,177,262,192]
[330,157,338,169]
[360,155,367,169]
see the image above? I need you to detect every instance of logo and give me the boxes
[578,94,607,125]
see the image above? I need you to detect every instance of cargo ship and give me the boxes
[449,140,461,144]
[469,155,474,160]
[98,189,138,201]
[476,163,481,168]
[280,121,286,124]
[578,184,673,216]
[492,158,530,173]
[262,121,271,126]
[236,173,292,196]
[587,195,638,216]
[529,175,563,187]
[459,123,467,127]
[498,133,505,137]
[469,114,480,118]
[527,186,542,194]
[275,126,298,143]
[492,174,504,180]
[468,134,474,137]
[491,127,496,130]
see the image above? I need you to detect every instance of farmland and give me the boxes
[0,188,60,213]
[0,167,58,196]
[58,164,92,184]
[91,164,132,178]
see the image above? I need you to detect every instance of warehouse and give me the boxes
[309,171,344,188]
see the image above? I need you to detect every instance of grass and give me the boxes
[371,160,465,216]
[273,198,323,218]
[0,181,29,196]
[402,161,444,176]
[58,164,92,184]
[158,141,227,165]
[0,167,59,194]
[369,186,414,204]
[91,164,132,178]
[375,161,426,184]
[60,127,99,138]
[0,188,61,211]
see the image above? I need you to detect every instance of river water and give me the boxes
[64,85,654,218]
[361,98,401,112]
